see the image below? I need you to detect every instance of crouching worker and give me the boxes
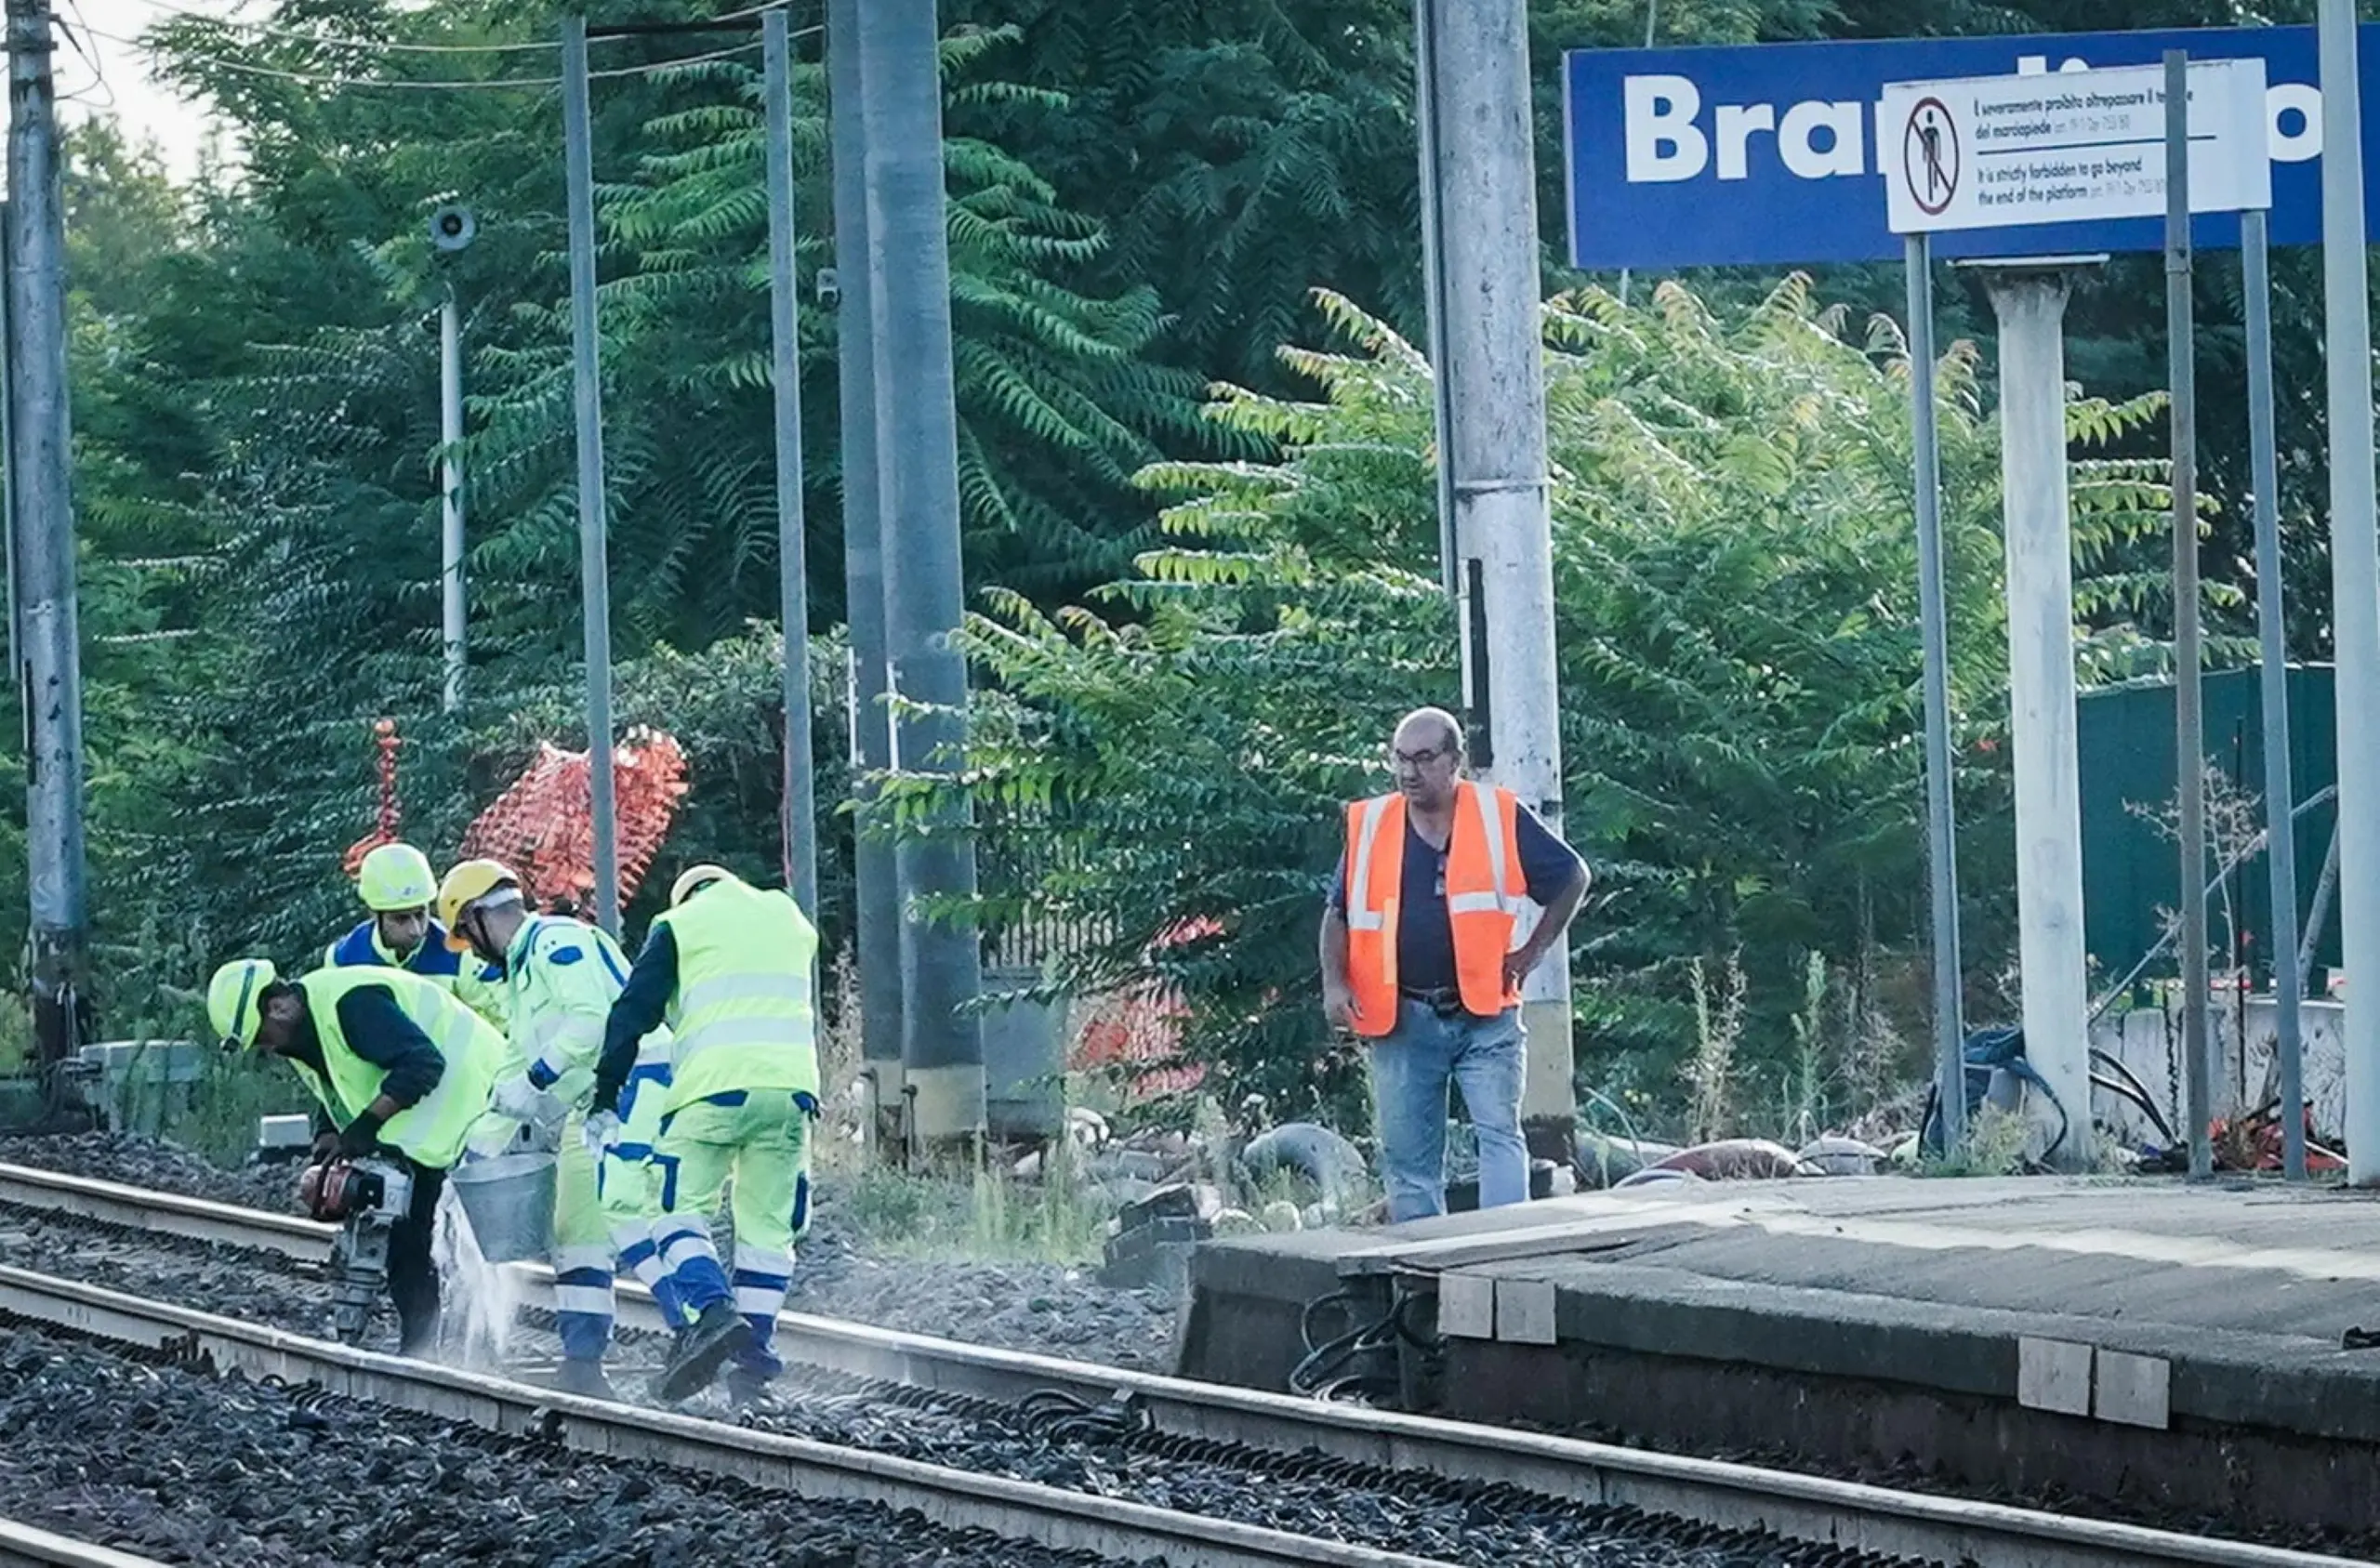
[588,864,821,1403]
[438,858,690,1399]
[206,958,505,1354]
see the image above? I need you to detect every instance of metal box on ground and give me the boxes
[979,965,1065,1142]
[77,1041,205,1138]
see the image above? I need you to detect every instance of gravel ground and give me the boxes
[0,1249,1904,1568]
[0,1324,1130,1568]
[733,1368,1910,1568]
[0,1133,1182,1369]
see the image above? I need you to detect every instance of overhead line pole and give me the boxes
[826,0,907,1153]
[562,17,620,936]
[854,0,987,1154]
[7,0,93,1105]
[2317,0,2380,1185]
[762,9,818,925]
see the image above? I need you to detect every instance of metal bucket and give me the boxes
[447,1150,555,1263]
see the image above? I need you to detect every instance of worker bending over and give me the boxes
[438,858,687,1398]
[207,958,506,1353]
[588,864,820,1403]
[329,842,509,1026]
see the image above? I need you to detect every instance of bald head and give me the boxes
[1390,707,1464,810]
[1394,707,1461,756]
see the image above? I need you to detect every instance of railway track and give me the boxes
[0,1159,2361,1568]
[0,1521,170,1568]
[0,1263,1440,1568]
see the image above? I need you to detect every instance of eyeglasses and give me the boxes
[1390,744,1454,768]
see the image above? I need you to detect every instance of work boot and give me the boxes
[654,1301,752,1403]
[723,1363,777,1410]
[549,1359,617,1401]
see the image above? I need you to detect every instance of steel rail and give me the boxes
[0,1162,2363,1568]
[0,1522,170,1568]
[0,1264,1448,1568]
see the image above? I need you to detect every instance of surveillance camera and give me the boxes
[815,267,840,308]
[430,204,477,253]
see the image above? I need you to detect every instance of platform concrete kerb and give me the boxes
[1183,1175,2380,1448]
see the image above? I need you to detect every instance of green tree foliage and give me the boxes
[895,280,2178,1127]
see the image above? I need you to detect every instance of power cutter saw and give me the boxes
[298,1156,413,1346]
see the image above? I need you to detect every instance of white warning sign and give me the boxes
[1882,59,2270,234]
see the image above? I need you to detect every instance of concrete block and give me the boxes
[1439,1272,1496,1340]
[2095,1349,2172,1430]
[1495,1278,1558,1346]
[2017,1337,2093,1416]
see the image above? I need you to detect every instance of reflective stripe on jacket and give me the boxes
[650,877,819,1113]
[299,967,507,1169]
[1342,780,1523,1035]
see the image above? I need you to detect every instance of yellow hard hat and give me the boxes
[437,858,521,952]
[207,958,280,1052]
[670,863,736,907]
[357,842,438,914]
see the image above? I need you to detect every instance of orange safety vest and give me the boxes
[1341,781,1525,1035]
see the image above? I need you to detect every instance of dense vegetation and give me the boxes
[7,0,2309,1133]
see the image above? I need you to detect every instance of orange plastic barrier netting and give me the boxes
[340,719,407,879]
[458,727,691,910]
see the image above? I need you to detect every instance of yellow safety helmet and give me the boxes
[437,858,521,952]
[207,958,281,1052]
[357,842,438,914]
[670,863,737,907]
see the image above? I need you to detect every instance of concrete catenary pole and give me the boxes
[562,17,620,936]
[826,0,906,1153]
[1414,0,1575,1158]
[2164,51,2215,1181]
[854,0,987,1153]
[762,10,818,928]
[2241,209,2307,1182]
[439,288,465,714]
[6,0,92,1095]
[1978,265,2093,1171]
[2317,0,2380,1184]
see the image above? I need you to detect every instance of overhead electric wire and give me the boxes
[112,0,800,55]
[79,21,809,91]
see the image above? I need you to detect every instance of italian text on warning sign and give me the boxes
[1882,58,2270,235]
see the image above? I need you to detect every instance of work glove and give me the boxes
[337,1111,386,1160]
[309,1129,339,1166]
[581,1109,623,1164]
[491,1074,566,1129]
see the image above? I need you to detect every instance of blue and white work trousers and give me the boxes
[651,1087,816,1376]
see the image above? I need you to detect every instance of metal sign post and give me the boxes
[2242,202,2307,1181]
[1903,228,1966,1156]
[1885,58,2269,1169]
[2163,49,2215,1182]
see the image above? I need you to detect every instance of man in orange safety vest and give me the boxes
[1320,707,1589,1222]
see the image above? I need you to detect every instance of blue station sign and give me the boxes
[1563,25,2373,269]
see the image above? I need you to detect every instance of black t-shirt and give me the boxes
[1327,803,1585,993]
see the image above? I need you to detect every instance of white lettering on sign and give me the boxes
[1624,75,1707,181]
[1621,59,2320,186]
[1780,99,1867,177]
[1715,101,1775,179]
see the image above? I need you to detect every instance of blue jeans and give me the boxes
[1369,1000,1528,1223]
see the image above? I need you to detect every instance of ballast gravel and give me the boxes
[0,1133,1181,1368]
[0,1324,1130,1567]
[0,1198,1914,1568]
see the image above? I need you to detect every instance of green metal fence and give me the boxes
[2076,664,2340,997]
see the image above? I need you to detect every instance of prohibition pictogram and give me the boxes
[1901,97,1960,217]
